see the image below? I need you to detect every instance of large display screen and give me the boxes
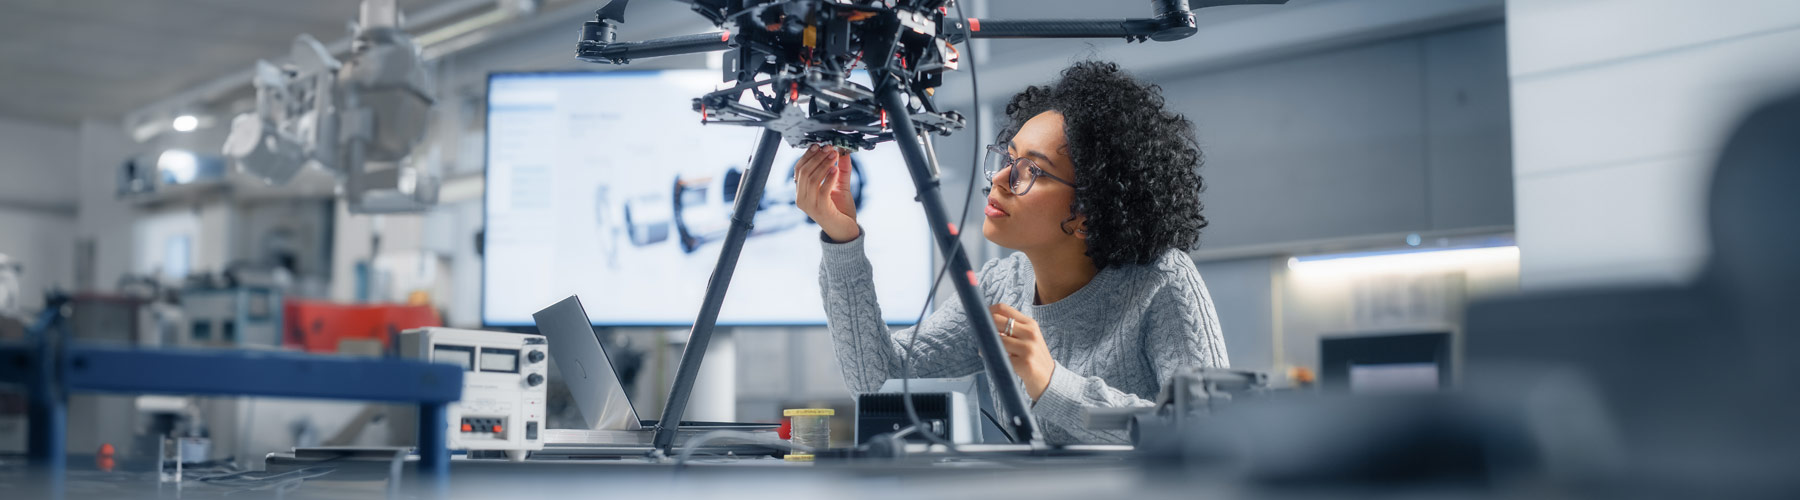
[483,71,931,327]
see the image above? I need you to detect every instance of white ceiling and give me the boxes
[0,0,451,125]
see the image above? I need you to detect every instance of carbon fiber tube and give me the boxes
[578,31,732,64]
[965,18,1162,39]
[874,76,1044,446]
[650,128,785,453]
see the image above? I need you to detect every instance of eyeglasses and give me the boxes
[983,144,1074,196]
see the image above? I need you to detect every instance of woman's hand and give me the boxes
[794,144,860,242]
[990,304,1054,401]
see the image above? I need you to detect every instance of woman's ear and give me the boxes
[1067,214,1089,240]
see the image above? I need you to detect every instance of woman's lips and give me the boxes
[985,198,1009,218]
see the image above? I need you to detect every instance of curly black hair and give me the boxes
[998,60,1207,269]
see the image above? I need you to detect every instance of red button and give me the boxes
[492,425,503,433]
[461,424,472,432]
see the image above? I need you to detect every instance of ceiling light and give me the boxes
[1287,244,1519,276]
[172,115,199,133]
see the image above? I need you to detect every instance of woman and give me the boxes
[794,61,1227,444]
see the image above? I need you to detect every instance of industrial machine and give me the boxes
[176,286,283,349]
[221,0,438,213]
[399,327,547,461]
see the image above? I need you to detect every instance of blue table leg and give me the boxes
[418,402,449,496]
[25,369,63,466]
[19,296,67,498]
[26,335,64,499]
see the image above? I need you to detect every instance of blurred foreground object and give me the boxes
[1150,88,1800,498]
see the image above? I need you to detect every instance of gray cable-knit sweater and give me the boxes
[819,231,1229,444]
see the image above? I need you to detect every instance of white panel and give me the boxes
[0,209,75,311]
[1511,27,1800,176]
[1514,155,1713,290]
[75,121,140,291]
[1508,0,1800,77]
[1172,39,1431,248]
[1424,24,1515,230]
[1194,258,1277,374]
[0,116,79,208]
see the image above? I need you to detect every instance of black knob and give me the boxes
[527,350,546,363]
[527,373,544,386]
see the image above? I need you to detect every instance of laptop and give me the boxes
[531,296,776,455]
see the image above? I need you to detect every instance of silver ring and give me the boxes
[1005,318,1015,337]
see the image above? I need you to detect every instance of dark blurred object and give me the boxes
[1174,393,1534,488]
[1461,89,1800,496]
[1087,368,1269,446]
[1158,90,1800,497]
[1320,332,1452,393]
[283,300,439,354]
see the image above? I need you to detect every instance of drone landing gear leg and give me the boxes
[650,128,784,453]
[872,77,1044,447]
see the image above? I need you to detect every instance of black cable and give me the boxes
[892,0,986,456]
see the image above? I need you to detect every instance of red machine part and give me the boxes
[284,300,441,353]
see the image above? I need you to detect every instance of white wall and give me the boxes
[0,117,78,209]
[0,116,80,308]
[75,120,141,291]
[1508,0,1800,289]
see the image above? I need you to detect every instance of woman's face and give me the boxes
[982,111,1085,252]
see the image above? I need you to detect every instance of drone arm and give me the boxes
[946,0,1290,43]
[958,18,1169,41]
[577,31,733,64]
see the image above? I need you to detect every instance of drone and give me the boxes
[573,0,1287,451]
[578,0,1279,150]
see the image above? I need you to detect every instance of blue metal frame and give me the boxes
[61,346,460,403]
[0,295,463,498]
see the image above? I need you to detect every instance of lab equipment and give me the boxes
[177,286,283,348]
[399,327,547,461]
[283,300,439,353]
[221,0,438,213]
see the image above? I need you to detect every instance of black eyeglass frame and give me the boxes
[983,143,1075,196]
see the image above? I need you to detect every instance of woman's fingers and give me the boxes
[796,146,832,212]
[998,335,1030,356]
[813,150,840,207]
[991,312,1011,335]
[988,305,1041,340]
[794,172,814,213]
[989,303,1027,323]
[832,153,854,190]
